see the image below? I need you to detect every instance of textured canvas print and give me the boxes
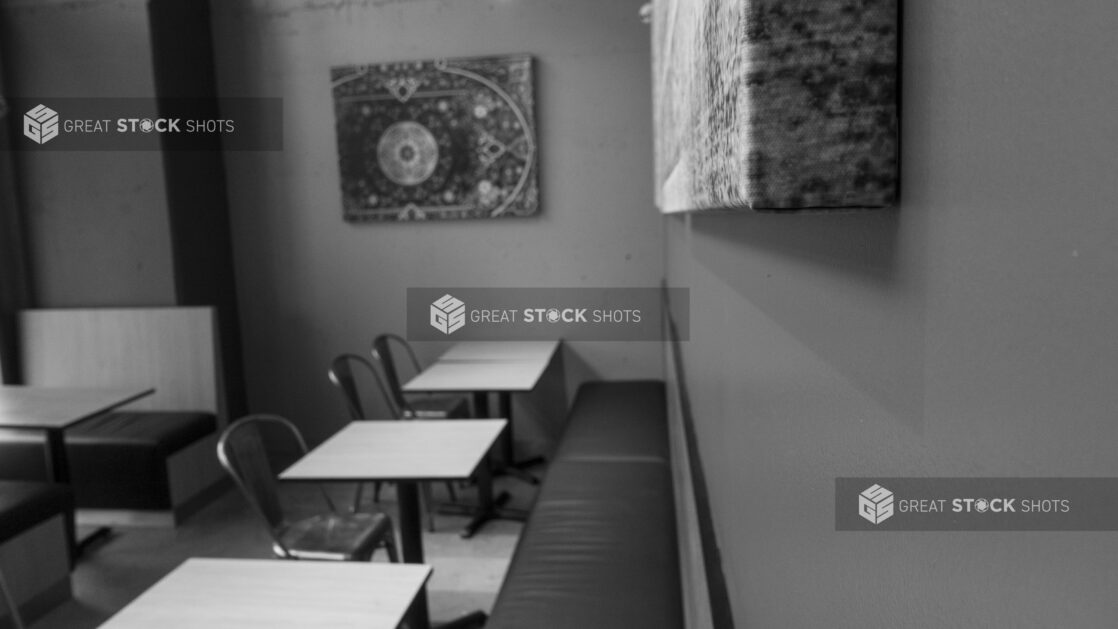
[652,0,899,212]
[332,54,538,222]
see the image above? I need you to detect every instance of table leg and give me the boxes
[495,393,542,485]
[473,391,538,484]
[46,428,113,561]
[397,481,430,629]
[440,449,528,538]
[44,428,69,484]
[471,392,489,418]
[396,481,424,563]
[399,480,491,629]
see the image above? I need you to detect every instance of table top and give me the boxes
[96,558,431,629]
[437,341,560,363]
[403,358,551,393]
[280,419,506,482]
[0,385,155,429]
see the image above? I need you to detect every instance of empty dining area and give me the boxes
[0,310,676,629]
[3,0,1118,628]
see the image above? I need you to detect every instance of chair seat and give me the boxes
[0,481,72,546]
[404,394,470,419]
[276,511,394,561]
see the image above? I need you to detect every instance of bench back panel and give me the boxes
[19,307,225,426]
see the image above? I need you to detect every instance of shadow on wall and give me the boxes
[681,207,927,431]
[693,208,904,283]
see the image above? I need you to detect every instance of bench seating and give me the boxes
[0,432,49,482]
[0,481,73,626]
[552,380,672,464]
[486,380,682,629]
[0,412,217,516]
[13,307,229,527]
[66,411,217,512]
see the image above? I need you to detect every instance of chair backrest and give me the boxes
[328,354,401,420]
[370,334,422,413]
[0,565,24,629]
[217,414,337,555]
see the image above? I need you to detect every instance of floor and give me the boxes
[30,475,535,628]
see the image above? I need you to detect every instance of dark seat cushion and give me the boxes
[0,429,50,482]
[0,481,72,546]
[66,411,216,454]
[486,460,682,629]
[65,411,217,510]
[553,380,669,464]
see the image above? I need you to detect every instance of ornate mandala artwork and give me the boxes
[331,54,539,222]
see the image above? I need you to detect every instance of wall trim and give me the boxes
[665,296,736,629]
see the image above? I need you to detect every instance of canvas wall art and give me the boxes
[652,0,899,212]
[332,54,538,222]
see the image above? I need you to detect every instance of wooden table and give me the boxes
[404,342,560,483]
[0,385,155,556]
[437,341,560,363]
[280,420,507,629]
[96,558,432,629]
[402,360,551,394]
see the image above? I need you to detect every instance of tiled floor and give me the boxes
[31,475,535,628]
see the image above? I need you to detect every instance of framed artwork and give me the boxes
[652,0,899,213]
[331,54,539,222]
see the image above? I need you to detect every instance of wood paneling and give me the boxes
[18,308,225,426]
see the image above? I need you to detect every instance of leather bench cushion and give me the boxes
[553,381,669,464]
[65,411,217,510]
[66,411,216,453]
[0,430,49,482]
[0,481,72,546]
[486,460,682,629]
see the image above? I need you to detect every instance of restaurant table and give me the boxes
[404,342,560,484]
[96,558,432,629]
[0,386,155,483]
[280,419,508,629]
[0,385,155,556]
[436,340,560,363]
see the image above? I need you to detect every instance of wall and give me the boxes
[0,0,246,412]
[665,1,1118,627]
[210,0,664,443]
[0,0,176,307]
[0,63,27,384]
[149,0,248,418]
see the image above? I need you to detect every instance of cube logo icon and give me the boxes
[24,105,59,145]
[858,484,894,525]
[430,294,466,335]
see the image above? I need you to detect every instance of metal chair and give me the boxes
[371,333,471,419]
[217,414,398,562]
[0,565,23,629]
[328,354,456,531]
